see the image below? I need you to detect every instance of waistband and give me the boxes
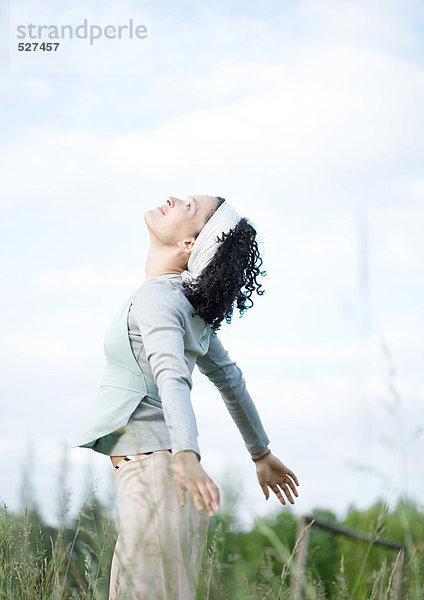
[114,449,172,471]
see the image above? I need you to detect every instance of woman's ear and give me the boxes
[178,238,195,255]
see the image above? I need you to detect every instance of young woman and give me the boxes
[72,195,299,600]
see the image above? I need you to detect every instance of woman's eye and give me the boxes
[187,202,191,209]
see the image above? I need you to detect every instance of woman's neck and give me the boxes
[145,246,185,280]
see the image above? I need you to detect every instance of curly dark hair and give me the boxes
[182,198,267,333]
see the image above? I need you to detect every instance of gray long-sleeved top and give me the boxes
[91,276,270,458]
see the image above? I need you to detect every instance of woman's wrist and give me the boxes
[174,449,201,462]
[250,447,270,460]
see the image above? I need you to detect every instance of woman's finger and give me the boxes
[283,476,299,497]
[271,485,286,505]
[260,482,269,500]
[196,480,215,516]
[190,485,206,512]
[286,469,299,486]
[279,482,294,504]
[207,480,220,511]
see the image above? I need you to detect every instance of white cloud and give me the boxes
[0,307,105,374]
[1,41,423,211]
[368,199,424,271]
[29,266,143,292]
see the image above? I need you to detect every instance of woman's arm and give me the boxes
[132,280,201,459]
[131,280,220,515]
[195,331,271,454]
[196,332,300,505]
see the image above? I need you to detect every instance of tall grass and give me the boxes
[1,479,422,599]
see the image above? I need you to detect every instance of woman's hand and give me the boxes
[255,453,299,505]
[174,451,220,517]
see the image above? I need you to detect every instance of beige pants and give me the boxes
[109,450,211,600]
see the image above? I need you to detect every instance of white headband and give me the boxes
[181,200,242,283]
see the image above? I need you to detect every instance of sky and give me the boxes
[0,0,423,531]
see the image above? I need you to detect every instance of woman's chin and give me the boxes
[143,209,157,224]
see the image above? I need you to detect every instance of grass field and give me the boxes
[1,473,423,599]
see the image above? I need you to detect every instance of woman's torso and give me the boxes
[91,273,211,456]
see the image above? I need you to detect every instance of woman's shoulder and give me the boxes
[131,278,210,335]
[134,276,183,293]
[132,278,189,310]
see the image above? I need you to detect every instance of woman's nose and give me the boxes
[166,197,176,207]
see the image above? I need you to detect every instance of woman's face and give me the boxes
[144,195,220,247]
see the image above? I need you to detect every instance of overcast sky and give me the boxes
[1,0,423,530]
